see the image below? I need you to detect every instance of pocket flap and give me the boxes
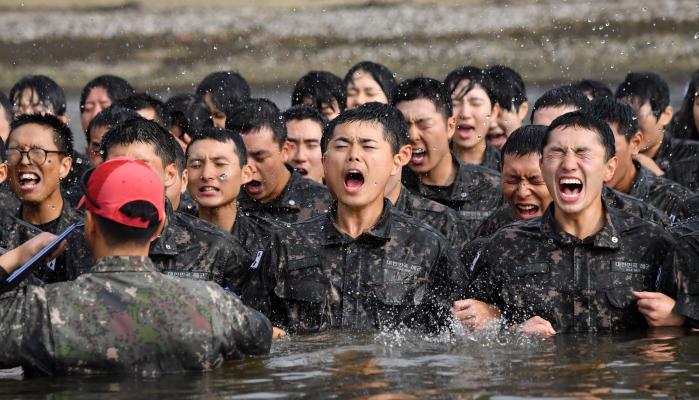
[288,255,321,271]
[606,288,636,309]
[275,279,327,303]
[512,263,550,276]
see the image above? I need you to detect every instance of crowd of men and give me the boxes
[0,63,697,376]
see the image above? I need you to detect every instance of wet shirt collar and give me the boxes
[628,160,655,200]
[540,199,621,249]
[240,164,305,212]
[149,199,179,256]
[321,199,394,245]
[89,256,157,273]
[417,153,470,201]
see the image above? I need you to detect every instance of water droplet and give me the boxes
[694,32,699,40]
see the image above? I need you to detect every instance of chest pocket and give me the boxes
[511,262,550,277]
[608,261,654,290]
[382,259,425,283]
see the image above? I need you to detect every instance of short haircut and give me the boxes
[94,200,161,246]
[344,61,398,103]
[531,85,590,124]
[195,71,251,111]
[225,98,286,147]
[291,71,347,111]
[575,79,613,99]
[10,113,74,155]
[588,97,639,141]
[0,90,12,125]
[164,94,213,137]
[487,65,528,112]
[187,127,247,168]
[80,75,134,112]
[173,141,186,174]
[543,111,615,161]
[615,72,670,119]
[321,102,408,155]
[100,117,178,167]
[501,125,548,160]
[0,136,6,162]
[113,93,166,125]
[10,75,67,116]
[669,69,699,140]
[443,66,497,107]
[392,77,453,120]
[282,105,328,130]
[85,106,140,144]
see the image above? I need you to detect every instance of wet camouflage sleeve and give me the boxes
[671,234,699,326]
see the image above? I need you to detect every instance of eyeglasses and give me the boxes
[6,148,67,166]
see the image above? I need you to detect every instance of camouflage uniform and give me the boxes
[627,161,695,222]
[238,165,332,224]
[480,144,501,172]
[665,157,699,193]
[0,183,19,213]
[653,132,699,173]
[0,256,271,376]
[177,190,199,216]
[403,154,503,237]
[61,150,91,208]
[231,212,278,267]
[468,201,677,333]
[238,200,464,334]
[668,218,699,327]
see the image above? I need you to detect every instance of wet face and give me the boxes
[0,106,10,143]
[487,124,508,149]
[86,125,110,167]
[607,123,638,190]
[242,127,289,203]
[502,153,553,220]
[541,126,616,217]
[203,93,226,128]
[531,105,579,126]
[346,70,389,109]
[7,123,71,205]
[285,118,324,183]
[105,142,176,191]
[395,99,455,175]
[81,86,112,131]
[323,121,400,209]
[13,88,53,117]
[303,97,341,121]
[451,80,496,151]
[187,138,251,209]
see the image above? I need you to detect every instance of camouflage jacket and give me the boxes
[480,144,502,172]
[231,212,278,265]
[665,156,699,193]
[61,150,91,208]
[238,165,332,224]
[469,201,677,333]
[0,182,20,211]
[628,161,695,222]
[653,131,699,173]
[403,154,503,237]
[0,256,271,376]
[177,190,199,216]
[668,218,699,327]
[238,200,465,334]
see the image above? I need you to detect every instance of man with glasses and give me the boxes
[0,114,92,283]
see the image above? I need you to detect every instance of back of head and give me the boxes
[164,93,213,137]
[487,65,528,112]
[87,106,140,138]
[322,102,408,155]
[344,61,398,103]
[615,72,670,118]
[282,105,328,130]
[544,111,615,160]
[80,75,135,112]
[531,85,590,124]
[10,75,67,116]
[588,97,639,140]
[10,113,74,155]
[444,66,496,105]
[113,93,166,125]
[392,77,453,119]
[292,71,347,111]
[501,125,547,160]
[575,79,612,99]
[100,117,178,167]
[188,127,247,168]
[195,71,251,110]
[225,98,286,146]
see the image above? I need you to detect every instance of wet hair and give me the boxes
[615,72,670,119]
[501,125,547,160]
[225,98,286,147]
[94,200,161,246]
[9,113,74,155]
[291,71,347,112]
[487,65,528,112]
[187,127,247,168]
[668,69,699,140]
[164,94,213,138]
[321,102,408,155]
[195,71,251,111]
[443,66,497,108]
[588,97,639,141]
[85,106,140,145]
[531,85,590,124]
[10,75,67,116]
[0,137,5,162]
[173,141,186,175]
[344,61,398,103]
[543,111,615,161]
[282,105,328,130]
[100,117,178,167]
[575,79,613,99]
[0,90,12,125]
[113,93,166,125]
[80,75,135,112]
[392,77,453,120]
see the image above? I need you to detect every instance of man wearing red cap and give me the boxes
[0,158,272,375]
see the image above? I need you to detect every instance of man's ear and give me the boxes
[282,140,292,162]
[630,131,644,155]
[241,164,254,185]
[391,145,412,176]
[517,101,529,122]
[163,163,178,189]
[150,217,167,243]
[658,105,673,127]
[58,155,72,179]
[0,163,7,185]
[179,169,189,194]
[57,113,69,125]
[85,209,96,242]
[446,115,456,141]
[604,155,618,183]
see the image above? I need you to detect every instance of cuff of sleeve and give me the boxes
[672,297,699,321]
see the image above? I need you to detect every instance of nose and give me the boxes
[515,182,533,199]
[293,145,308,163]
[200,160,215,180]
[407,124,422,144]
[560,151,578,172]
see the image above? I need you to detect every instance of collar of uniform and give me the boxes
[148,199,179,256]
[416,153,467,201]
[14,198,80,235]
[393,184,411,212]
[653,130,673,169]
[629,159,654,200]
[322,199,394,245]
[239,164,302,212]
[540,200,621,249]
[482,144,501,169]
[89,256,157,273]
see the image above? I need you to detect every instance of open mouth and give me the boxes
[514,203,540,219]
[558,177,583,203]
[245,180,263,195]
[344,169,365,193]
[411,148,427,165]
[294,167,308,176]
[456,124,476,140]
[18,172,41,191]
[198,185,220,196]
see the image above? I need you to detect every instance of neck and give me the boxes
[386,179,402,204]
[198,201,237,232]
[553,198,606,240]
[614,160,639,194]
[92,242,150,259]
[643,132,665,159]
[420,153,458,186]
[453,141,486,165]
[335,198,385,239]
[22,192,64,225]
[261,167,291,204]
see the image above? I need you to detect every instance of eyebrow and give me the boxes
[249,149,269,157]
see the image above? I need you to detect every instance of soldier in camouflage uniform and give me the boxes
[458,112,686,334]
[239,103,464,335]
[392,78,503,237]
[0,158,271,376]
[668,218,699,328]
[226,98,331,224]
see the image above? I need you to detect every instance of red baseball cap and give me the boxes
[78,157,165,228]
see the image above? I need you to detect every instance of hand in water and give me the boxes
[452,299,501,331]
[272,327,288,340]
[633,291,686,327]
[0,232,65,274]
[520,316,556,336]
